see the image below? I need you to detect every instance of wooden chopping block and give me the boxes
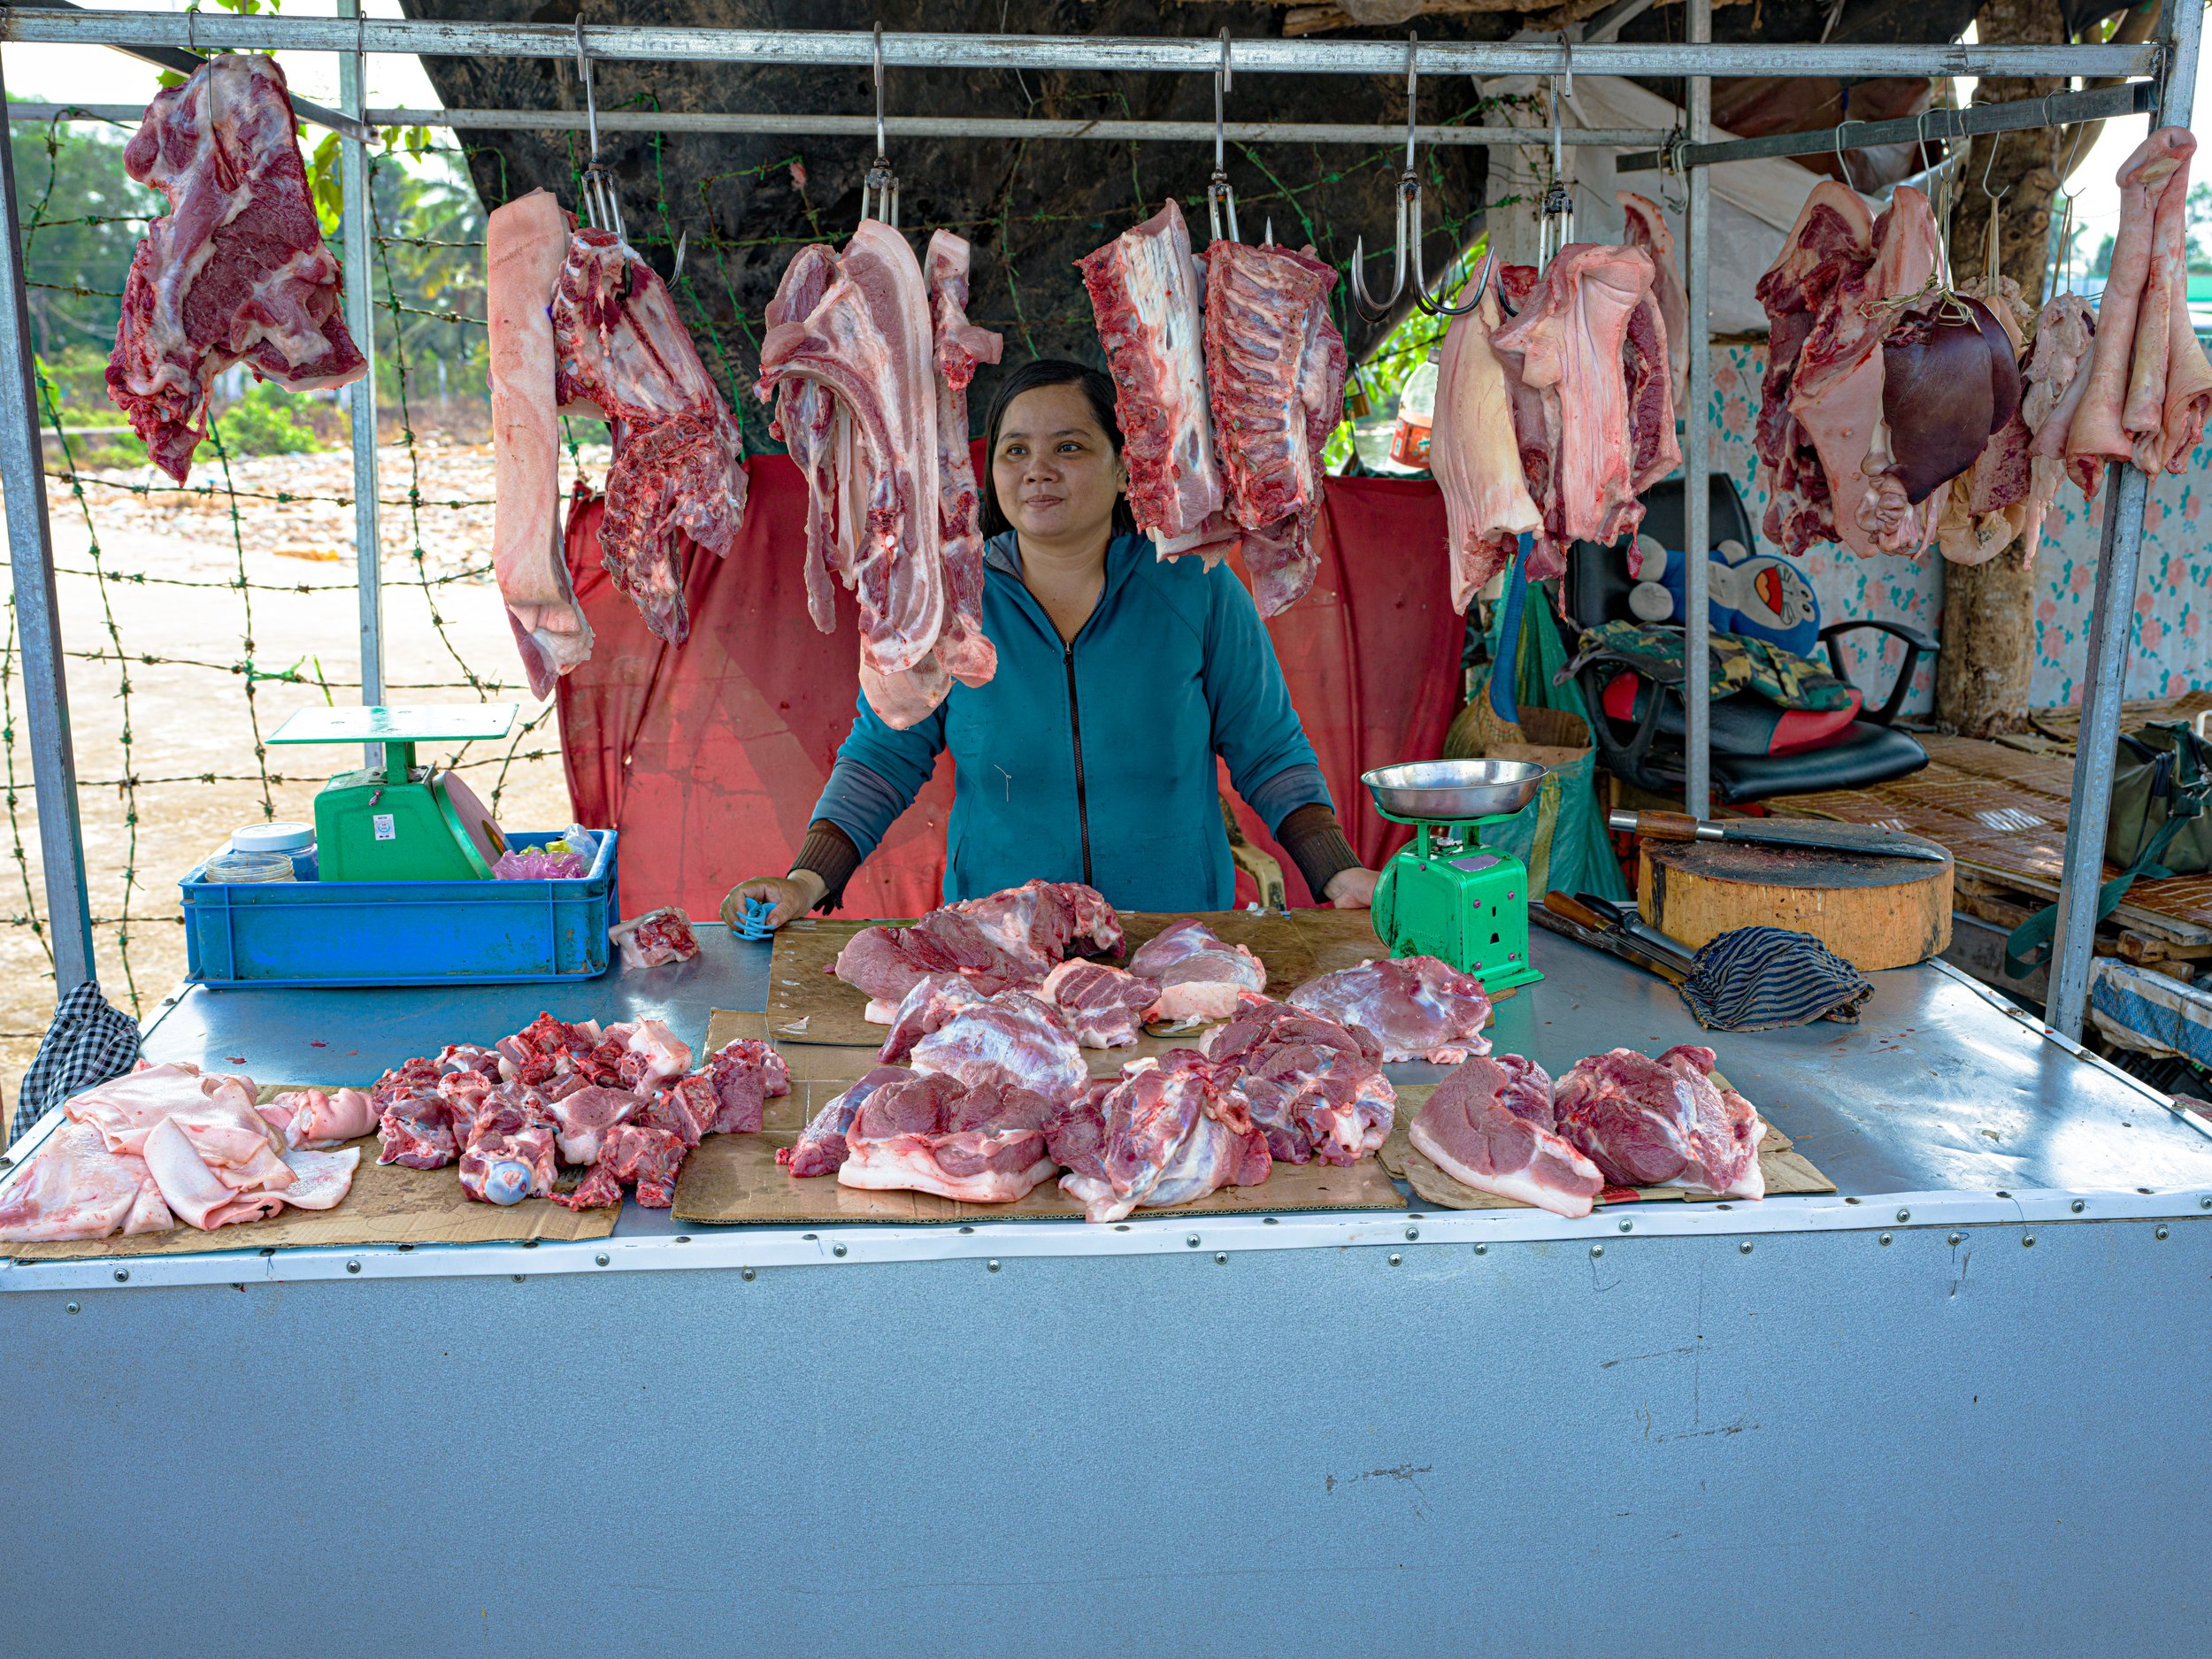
[1638,833,1953,971]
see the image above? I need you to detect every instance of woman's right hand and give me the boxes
[721,871,827,932]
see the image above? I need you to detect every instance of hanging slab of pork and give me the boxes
[1429,284,1541,612]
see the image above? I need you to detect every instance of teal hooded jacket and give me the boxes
[811,531,1333,911]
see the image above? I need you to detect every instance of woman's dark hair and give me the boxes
[978,358,1140,540]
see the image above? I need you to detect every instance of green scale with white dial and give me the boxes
[266,703,517,881]
[1361,761,1549,993]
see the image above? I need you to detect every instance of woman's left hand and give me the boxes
[1323,867,1380,910]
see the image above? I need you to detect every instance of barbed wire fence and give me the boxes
[0,90,1520,1118]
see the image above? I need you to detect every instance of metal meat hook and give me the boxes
[1207,28,1240,245]
[1350,32,1421,322]
[862,22,901,228]
[574,14,626,242]
[1535,76,1572,277]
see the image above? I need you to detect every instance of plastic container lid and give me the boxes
[204,850,299,884]
[234,820,314,853]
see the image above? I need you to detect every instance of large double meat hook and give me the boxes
[1350,34,1486,322]
[861,23,901,227]
[1207,29,1240,243]
[574,15,626,242]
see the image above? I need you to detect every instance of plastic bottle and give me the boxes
[1391,348,1441,469]
[204,849,298,884]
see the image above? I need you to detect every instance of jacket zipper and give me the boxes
[1063,642,1094,887]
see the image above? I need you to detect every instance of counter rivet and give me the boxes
[64,1302,78,1314]
[1895,1208,1910,1224]
[2200,1195,2211,1210]
[2070,1199,2085,1214]
[1388,1252,1402,1266]
[833,1242,848,1257]
[345,1259,360,1274]
[1187,1234,1201,1248]
[2156,1225,2170,1240]
[958,1225,974,1235]
[1947,1232,1963,1245]
[2022,1233,2035,1247]
[0,1156,12,1169]
[1845,1196,1862,1206]
[595,1254,610,1266]
[987,1259,1002,1272]
[511,1274,526,1283]
[1740,1240,1753,1255]
[112,1268,127,1282]
[1214,1252,1227,1265]
[1589,1243,1604,1259]
[741,1267,756,1281]
[1473,1242,1487,1255]
[1618,1218,1632,1233]
[1404,1225,1419,1241]
[1878,1233,1893,1247]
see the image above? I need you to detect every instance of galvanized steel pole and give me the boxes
[339,0,384,767]
[1681,0,1713,819]
[0,48,95,992]
[2046,0,2201,1041]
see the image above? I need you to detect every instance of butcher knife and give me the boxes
[1539,892,1692,983]
[1608,810,1949,864]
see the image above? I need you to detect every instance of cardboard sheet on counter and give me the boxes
[8,1084,619,1261]
[677,1010,1403,1225]
[1377,1079,1836,1211]
[763,907,1506,1049]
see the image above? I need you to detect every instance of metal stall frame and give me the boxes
[0,10,2186,1038]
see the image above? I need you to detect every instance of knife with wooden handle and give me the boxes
[1608,810,1949,864]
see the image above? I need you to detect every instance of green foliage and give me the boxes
[309,132,343,237]
[5,104,165,354]
[1323,233,1490,472]
[218,379,325,455]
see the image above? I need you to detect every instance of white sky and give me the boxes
[0,7,2194,287]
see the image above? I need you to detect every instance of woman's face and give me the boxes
[990,384,1126,546]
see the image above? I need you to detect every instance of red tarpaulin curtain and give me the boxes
[557,457,1463,919]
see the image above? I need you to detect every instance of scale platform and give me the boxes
[267,703,517,882]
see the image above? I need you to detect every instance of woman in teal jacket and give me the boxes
[725,359,1378,925]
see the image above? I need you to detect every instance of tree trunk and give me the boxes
[1933,0,2065,738]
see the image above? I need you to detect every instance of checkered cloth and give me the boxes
[1679,926,1873,1033]
[10,980,140,1141]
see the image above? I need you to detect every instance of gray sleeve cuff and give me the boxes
[1244,762,1333,833]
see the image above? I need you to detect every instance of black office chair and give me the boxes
[1559,476,1934,806]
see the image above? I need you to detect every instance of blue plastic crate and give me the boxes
[180,830,621,988]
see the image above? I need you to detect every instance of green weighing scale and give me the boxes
[1363,759,1549,993]
[266,703,518,881]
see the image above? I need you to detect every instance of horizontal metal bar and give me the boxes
[2,0,369,139]
[4,1190,2207,1294]
[0,11,2162,80]
[1619,77,2154,173]
[4,101,1667,146]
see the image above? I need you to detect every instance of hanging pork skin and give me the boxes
[1878,296,2022,506]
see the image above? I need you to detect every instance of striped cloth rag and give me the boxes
[1678,926,1873,1033]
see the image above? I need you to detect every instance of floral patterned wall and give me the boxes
[1708,344,2211,715]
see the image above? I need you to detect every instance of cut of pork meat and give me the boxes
[1753,182,1878,557]
[1039,959,1159,1049]
[1785,188,1941,558]
[257,1086,375,1150]
[1126,918,1268,1023]
[1286,955,1494,1064]
[836,879,1121,1013]
[1430,285,1541,612]
[1936,279,2044,566]
[1047,1053,1270,1224]
[552,227,748,648]
[1878,290,2021,510]
[838,1073,1058,1203]
[65,1061,260,1156]
[554,1122,690,1210]
[601,1018,694,1089]
[488,188,593,697]
[457,1097,559,1206]
[879,972,993,1063]
[1202,1002,1394,1166]
[701,1038,790,1135]
[1491,243,1678,571]
[781,1066,906,1177]
[755,222,947,703]
[909,991,1087,1108]
[764,242,848,634]
[1409,1054,1601,1219]
[641,1075,723,1148]
[836,925,1020,1019]
[0,1121,173,1242]
[609,906,701,969]
[1617,191,1689,410]
[140,1114,286,1230]
[949,879,1124,979]
[2063,127,2212,478]
[1199,240,1348,615]
[1552,1044,1764,1199]
[106,55,365,482]
[541,1084,644,1166]
[1078,200,1226,551]
[910,230,1003,702]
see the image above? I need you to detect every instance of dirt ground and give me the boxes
[0,435,611,1133]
